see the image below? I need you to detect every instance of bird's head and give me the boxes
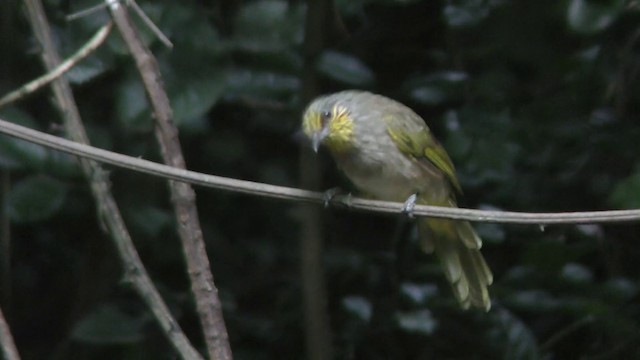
[302,94,355,153]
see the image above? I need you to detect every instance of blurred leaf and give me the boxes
[395,309,437,335]
[561,263,593,284]
[115,76,151,132]
[43,151,82,179]
[475,222,506,244]
[402,71,468,105]
[492,309,540,360]
[205,131,248,165]
[342,296,372,322]
[400,283,438,304]
[7,175,67,223]
[443,0,504,28]
[166,67,225,126]
[157,3,227,126]
[225,69,301,99]
[158,2,222,54]
[523,239,576,273]
[443,110,473,158]
[602,278,638,303]
[233,0,305,49]
[445,108,519,187]
[609,171,640,208]
[0,109,47,170]
[66,52,113,84]
[227,0,304,73]
[316,51,375,87]
[124,206,172,237]
[507,290,560,312]
[71,304,147,344]
[567,0,625,34]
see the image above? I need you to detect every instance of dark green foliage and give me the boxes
[2,0,640,359]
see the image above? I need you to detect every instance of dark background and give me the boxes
[1,0,640,359]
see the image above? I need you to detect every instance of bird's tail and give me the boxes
[417,213,493,311]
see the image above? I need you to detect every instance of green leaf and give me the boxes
[507,290,560,312]
[567,0,625,34]
[400,283,438,304]
[560,263,593,284]
[475,222,506,244]
[609,171,640,208]
[602,278,638,304]
[443,0,494,28]
[160,3,227,124]
[395,309,437,335]
[124,206,172,237]
[166,66,225,126]
[7,175,67,223]
[66,52,113,84]
[233,0,305,49]
[316,51,375,87]
[43,151,82,179]
[0,108,47,170]
[402,71,468,105]
[225,69,301,99]
[342,296,372,322]
[204,132,248,165]
[71,304,148,344]
[115,76,151,132]
[492,309,540,360]
[444,108,519,187]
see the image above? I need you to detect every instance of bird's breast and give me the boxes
[334,143,441,202]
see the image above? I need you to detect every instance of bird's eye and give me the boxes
[320,111,332,125]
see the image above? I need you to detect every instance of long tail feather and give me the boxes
[418,217,492,311]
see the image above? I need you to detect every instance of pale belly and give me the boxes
[335,148,447,203]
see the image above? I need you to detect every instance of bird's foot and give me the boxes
[401,193,418,219]
[323,187,354,209]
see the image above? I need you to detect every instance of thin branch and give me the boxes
[66,2,109,21]
[0,306,20,360]
[127,0,173,48]
[0,22,112,109]
[1,116,639,225]
[66,0,172,48]
[541,315,595,352]
[106,1,230,359]
[21,1,203,359]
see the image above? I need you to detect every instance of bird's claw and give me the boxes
[323,187,353,209]
[323,187,342,208]
[402,193,418,219]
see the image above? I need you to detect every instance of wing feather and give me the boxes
[384,113,462,193]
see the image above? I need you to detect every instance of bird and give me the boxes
[301,90,493,310]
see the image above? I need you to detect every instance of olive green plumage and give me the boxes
[302,90,493,310]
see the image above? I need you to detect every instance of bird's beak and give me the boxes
[311,127,329,153]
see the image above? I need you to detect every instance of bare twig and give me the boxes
[66,2,109,21]
[67,0,172,48]
[1,117,640,225]
[0,22,112,109]
[127,0,173,48]
[106,1,231,359]
[21,1,203,359]
[0,306,20,360]
[541,315,595,352]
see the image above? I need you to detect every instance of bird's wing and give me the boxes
[384,114,462,194]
